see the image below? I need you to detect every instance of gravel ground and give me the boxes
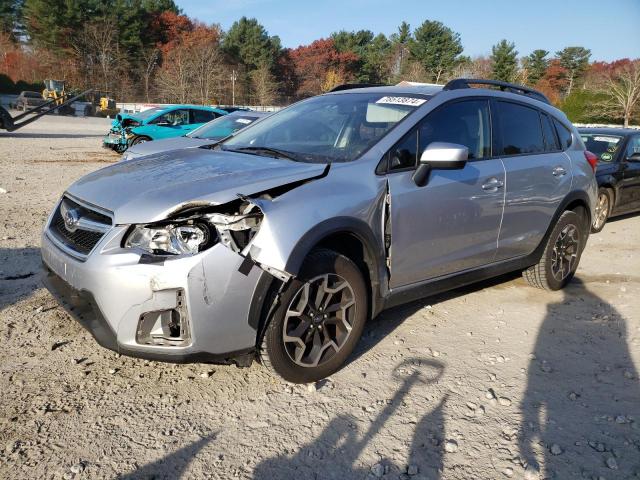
[1,115,639,480]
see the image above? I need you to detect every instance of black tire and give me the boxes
[523,210,586,291]
[114,144,128,154]
[591,187,612,233]
[260,249,367,383]
[130,136,151,146]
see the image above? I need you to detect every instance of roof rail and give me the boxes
[443,78,550,104]
[329,83,388,92]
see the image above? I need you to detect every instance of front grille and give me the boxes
[48,196,112,257]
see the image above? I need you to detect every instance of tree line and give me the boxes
[1,1,638,125]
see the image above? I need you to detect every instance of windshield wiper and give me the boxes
[225,146,299,161]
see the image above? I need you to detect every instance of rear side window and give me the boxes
[541,113,560,151]
[192,109,217,124]
[553,118,573,149]
[496,101,545,155]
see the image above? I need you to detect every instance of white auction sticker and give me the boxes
[376,96,426,107]
[235,118,252,124]
[593,136,620,143]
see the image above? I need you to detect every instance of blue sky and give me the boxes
[175,0,640,61]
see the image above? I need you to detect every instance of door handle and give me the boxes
[482,178,504,191]
[552,166,567,177]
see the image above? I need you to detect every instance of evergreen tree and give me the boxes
[524,49,549,85]
[556,46,591,95]
[408,20,463,83]
[222,17,281,71]
[390,21,411,77]
[491,39,518,82]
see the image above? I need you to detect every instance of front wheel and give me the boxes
[260,249,367,383]
[130,135,151,146]
[591,187,612,233]
[523,210,586,291]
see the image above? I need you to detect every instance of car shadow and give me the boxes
[253,357,447,479]
[607,210,640,224]
[518,278,640,478]
[348,271,522,365]
[0,247,43,312]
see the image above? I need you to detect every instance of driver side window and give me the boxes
[151,109,189,126]
[626,135,640,158]
[385,99,491,173]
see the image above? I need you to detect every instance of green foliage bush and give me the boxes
[560,89,613,124]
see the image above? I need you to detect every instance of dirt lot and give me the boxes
[1,115,639,480]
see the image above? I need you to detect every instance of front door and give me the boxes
[387,99,505,288]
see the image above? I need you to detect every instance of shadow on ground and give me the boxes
[254,357,446,480]
[0,247,42,311]
[117,433,218,480]
[519,278,640,478]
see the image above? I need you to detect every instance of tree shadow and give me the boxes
[0,247,42,311]
[117,433,218,480]
[519,278,640,478]
[253,358,446,479]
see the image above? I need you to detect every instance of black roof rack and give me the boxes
[443,78,550,105]
[329,83,388,92]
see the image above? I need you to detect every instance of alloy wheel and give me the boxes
[593,193,609,230]
[282,274,356,368]
[551,224,580,281]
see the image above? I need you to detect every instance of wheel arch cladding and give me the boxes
[531,190,592,264]
[284,217,386,318]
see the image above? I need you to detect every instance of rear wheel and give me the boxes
[523,210,585,291]
[591,187,612,233]
[260,249,367,383]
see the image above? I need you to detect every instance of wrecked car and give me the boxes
[103,105,228,153]
[42,80,596,383]
[121,111,269,161]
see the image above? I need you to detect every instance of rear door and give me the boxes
[387,98,506,287]
[494,101,572,260]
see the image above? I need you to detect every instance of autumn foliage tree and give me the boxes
[287,38,358,97]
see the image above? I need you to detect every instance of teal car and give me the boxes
[103,105,228,153]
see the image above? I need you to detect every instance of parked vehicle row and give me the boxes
[103,105,229,153]
[43,79,604,382]
[578,128,640,232]
[121,111,268,161]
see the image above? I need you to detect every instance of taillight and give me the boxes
[584,151,598,173]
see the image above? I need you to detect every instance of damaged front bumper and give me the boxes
[102,128,128,148]
[41,226,267,365]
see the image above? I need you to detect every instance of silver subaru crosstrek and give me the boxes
[42,79,597,383]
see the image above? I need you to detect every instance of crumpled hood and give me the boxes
[67,148,327,224]
[125,136,212,159]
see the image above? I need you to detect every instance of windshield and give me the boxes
[221,93,426,163]
[134,107,165,120]
[189,114,260,140]
[580,134,623,162]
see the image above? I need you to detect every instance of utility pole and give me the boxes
[230,70,238,106]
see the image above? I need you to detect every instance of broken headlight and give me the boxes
[125,223,212,255]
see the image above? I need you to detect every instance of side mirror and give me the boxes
[627,152,640,162]
[412,142,469,187]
